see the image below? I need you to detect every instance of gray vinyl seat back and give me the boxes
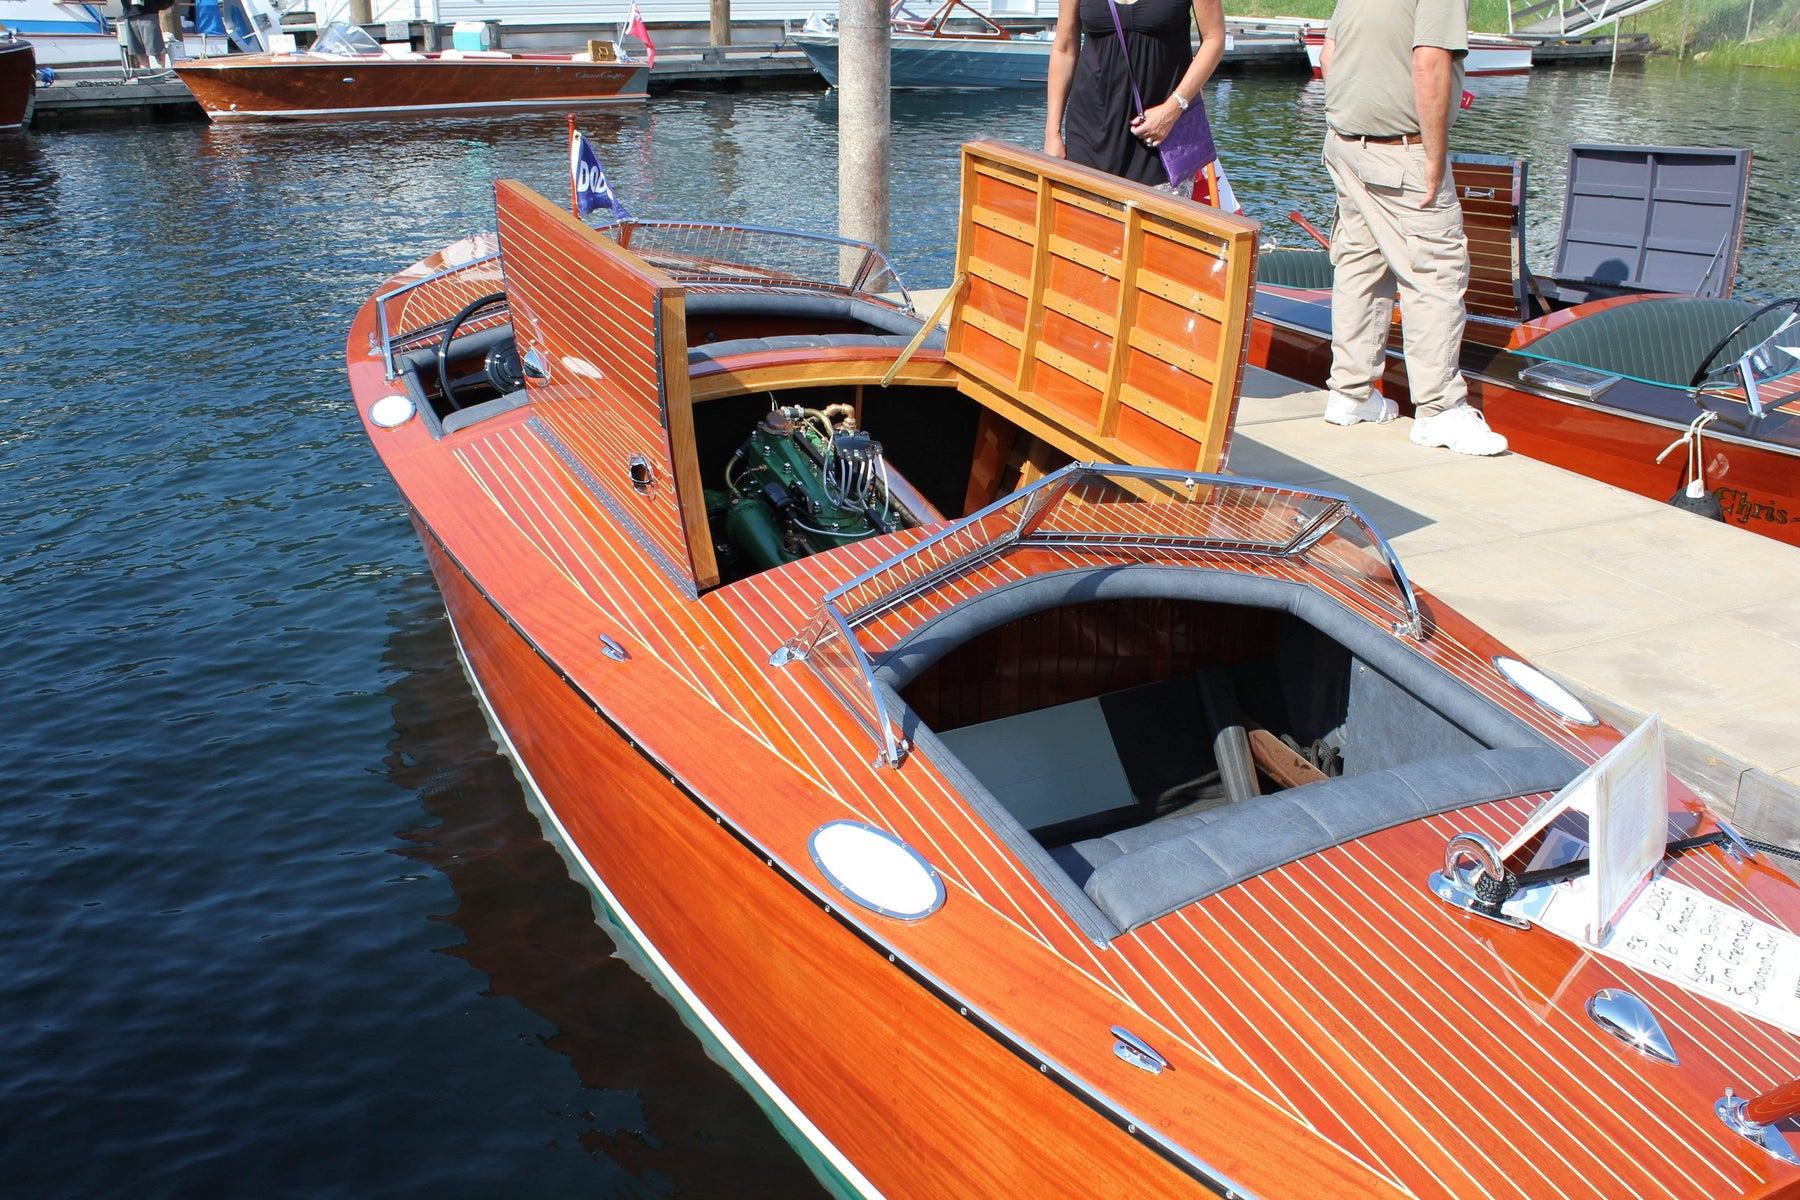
[1552,144,1752,300]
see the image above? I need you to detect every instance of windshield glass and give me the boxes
[1743,312,1800,389]
[310,21,385,57]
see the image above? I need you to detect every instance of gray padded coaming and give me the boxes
[876,565,1544,755]
[1080,745,1581,932]
[442,388,531,435]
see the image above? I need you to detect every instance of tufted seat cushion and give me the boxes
[1258,247,1334,291]
[1515,296,1784,387]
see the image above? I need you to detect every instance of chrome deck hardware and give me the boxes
[1429,830,1529,929]
[1586,989,1677,1065]
[1718,1084,1800,1165]
[1111,1026,1169,1075]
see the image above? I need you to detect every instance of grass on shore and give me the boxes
[1224,0,1800,65]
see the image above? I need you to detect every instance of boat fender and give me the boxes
[1668,480,1724,521]
[1657,411,1725,522]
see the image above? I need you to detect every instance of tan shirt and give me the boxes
[1324,0,1468,138]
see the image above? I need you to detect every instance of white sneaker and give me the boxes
[1410,404,1508,456]
[1323,390,1398,426]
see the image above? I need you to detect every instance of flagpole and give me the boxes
[567,114,578,218]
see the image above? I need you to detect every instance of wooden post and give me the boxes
[349,0,372,25]
[837,0,891,271]
[711,0,730,49]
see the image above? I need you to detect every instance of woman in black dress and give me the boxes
[1045,0,1226,190]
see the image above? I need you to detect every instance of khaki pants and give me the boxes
[1323,130,1469,418]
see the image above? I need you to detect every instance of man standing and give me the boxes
[1317,0,1507,456]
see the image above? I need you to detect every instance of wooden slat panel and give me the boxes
[1452,154,1527,322]
[493,180,717,592]
[947,142,1260,475]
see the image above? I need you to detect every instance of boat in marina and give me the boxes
[792,0,1052,89]
[174,20,647,122]
[1302,25,1533,76]
[1253,144,1800,545]
[346,138,1800,1198]
[0,31,34,127]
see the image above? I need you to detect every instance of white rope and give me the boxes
[1653,409,1720,496]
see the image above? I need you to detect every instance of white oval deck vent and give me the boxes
[808,821,944,921]
[1494,657,1597,725]
[370,393,416,429]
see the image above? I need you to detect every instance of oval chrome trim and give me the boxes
[627,454,655,494]
[369,393,416,429]
[597,634,628,662]
[807,820,945,922]
[1494,656,1598,725]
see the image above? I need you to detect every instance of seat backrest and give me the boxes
[1552,144,1751,300]
[1453,152,1530,321]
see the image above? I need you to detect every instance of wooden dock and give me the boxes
[1225,366,1800,848]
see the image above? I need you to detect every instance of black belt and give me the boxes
[1338,130,1423,146]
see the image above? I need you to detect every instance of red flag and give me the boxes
[625,4,655,69]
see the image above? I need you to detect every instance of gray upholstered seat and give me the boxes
[1075,744,1580,932]
[688,329,942,364]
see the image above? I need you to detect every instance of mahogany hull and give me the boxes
[0,40,35,130]
[1249,297,1800,546]
[173,53,648,122]
[419,522,1226,1199]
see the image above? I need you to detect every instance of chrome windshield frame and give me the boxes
[373,250,504,381]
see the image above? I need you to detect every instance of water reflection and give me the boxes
[380,578,829,1197]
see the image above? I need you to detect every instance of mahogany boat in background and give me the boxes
[1252,145,1800,546]
[0,33,35,129]
[174,21,647,123]
[346,140,1800,1198]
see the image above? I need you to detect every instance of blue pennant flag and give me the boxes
[570,130,632,222]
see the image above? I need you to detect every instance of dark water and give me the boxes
[2,61,1796,1198]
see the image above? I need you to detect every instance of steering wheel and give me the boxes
[436,291,510,410]
[1687,296,1800,394]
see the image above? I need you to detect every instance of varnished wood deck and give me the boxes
[347,145,1800,1199]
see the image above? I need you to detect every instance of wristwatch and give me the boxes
[1171,92,1189,112]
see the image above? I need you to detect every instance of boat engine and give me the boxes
[709,404,911,574]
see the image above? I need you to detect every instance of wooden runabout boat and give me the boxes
[792,0,1052,90]
[175,21,647,123]
[1253,144,1800,546]
[346,140,1800,1198]
[0,32,33,129]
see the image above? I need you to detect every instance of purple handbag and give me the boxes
[1104,0,1216,187]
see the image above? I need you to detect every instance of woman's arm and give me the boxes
[1130,0,1226,146]
[1045,0,1082,157]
